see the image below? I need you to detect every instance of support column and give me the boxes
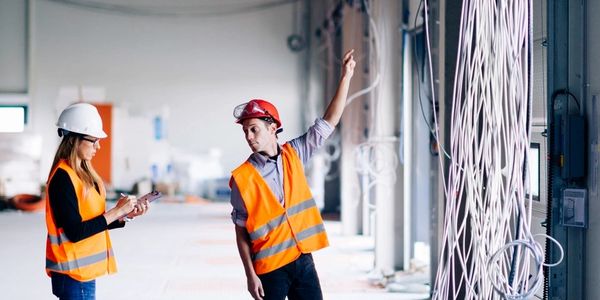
[370,0,403,274]
[340,3,367,235]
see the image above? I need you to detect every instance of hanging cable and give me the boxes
[550,89,581,114]
[429,0,564,299]
[345,1,382,107]
[314,0,389,182]
[412,0,451,160]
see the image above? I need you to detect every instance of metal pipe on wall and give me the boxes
[401,30,413,270]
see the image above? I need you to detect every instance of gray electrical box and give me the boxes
[561,188,587,228]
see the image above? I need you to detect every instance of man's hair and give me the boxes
[259,117,275,124]
[258,117,279,139]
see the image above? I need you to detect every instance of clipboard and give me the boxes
[138,190,162,203]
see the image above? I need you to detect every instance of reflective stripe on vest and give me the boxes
[254,223,326,260]
[232,143,329,275]
[47,232,70,246]
[46,249,114,272]
[249,198,318,241]
[45,160,117,281]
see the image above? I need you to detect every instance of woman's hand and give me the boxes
[104,195,137,224]
[115,195,137,216]
[126,198,150,219]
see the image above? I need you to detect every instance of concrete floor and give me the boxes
[0,202,429,299]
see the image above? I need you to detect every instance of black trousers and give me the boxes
[258,253,323,300]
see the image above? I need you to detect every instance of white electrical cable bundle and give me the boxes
[354,137,399,208]
[429,0,563,299]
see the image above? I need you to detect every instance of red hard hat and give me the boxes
[233,99,282,129]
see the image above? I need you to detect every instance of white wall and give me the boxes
[0,0,27,92]
[29,0,304,187]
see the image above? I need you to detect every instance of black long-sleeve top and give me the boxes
[48,169,124,243]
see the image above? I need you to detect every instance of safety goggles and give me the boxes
[81,136,100,146]
[233,101,270,119]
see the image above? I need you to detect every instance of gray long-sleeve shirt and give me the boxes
[230,118,334,227]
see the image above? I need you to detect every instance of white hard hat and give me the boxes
[56,103,107,138]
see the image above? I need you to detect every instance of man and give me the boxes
[230,49,356,300]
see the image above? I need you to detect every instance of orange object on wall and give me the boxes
[93,103,112,185]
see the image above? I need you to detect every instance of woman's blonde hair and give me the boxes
[49,134,105,196]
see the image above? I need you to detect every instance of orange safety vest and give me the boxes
[231,143,329,275]
[45,160,117,281]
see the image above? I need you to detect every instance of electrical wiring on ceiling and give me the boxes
[45,0,298,17]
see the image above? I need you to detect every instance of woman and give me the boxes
[45,102,149,299]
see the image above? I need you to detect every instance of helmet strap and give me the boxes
[57,128,69,137]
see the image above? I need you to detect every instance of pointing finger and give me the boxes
[344,49,355,58]
[343,49,355,62]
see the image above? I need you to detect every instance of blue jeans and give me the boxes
[258,253,323,300]
[51,272,96,300]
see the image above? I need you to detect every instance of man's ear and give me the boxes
[269,122,278,135]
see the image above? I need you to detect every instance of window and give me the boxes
[0,105,27,132]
